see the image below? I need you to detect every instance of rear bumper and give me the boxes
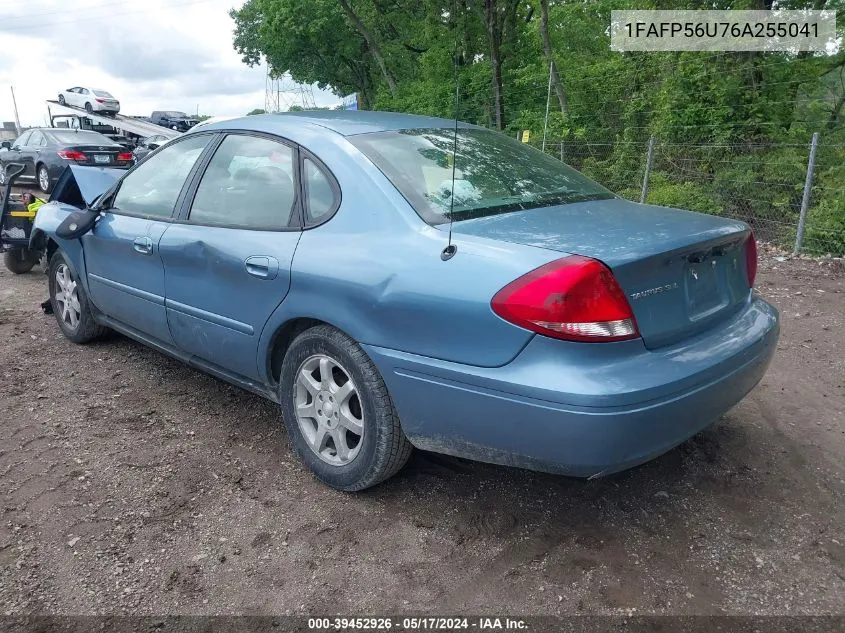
[364,296,779,477]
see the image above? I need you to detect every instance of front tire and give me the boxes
[4,249,39,274]
[48,251,106,344]
[0,165,6,186]
[37,164,51,193]
[279,325,412,491]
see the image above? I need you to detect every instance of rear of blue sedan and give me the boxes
[32,112,778,491]
[344,123,779,480]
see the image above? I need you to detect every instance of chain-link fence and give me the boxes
[537,135,845,256]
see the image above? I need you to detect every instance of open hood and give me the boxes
[49,165,123,209]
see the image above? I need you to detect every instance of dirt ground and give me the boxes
[0,240,843,617]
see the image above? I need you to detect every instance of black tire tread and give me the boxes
[4,249,38,274]
[281,324,412,491]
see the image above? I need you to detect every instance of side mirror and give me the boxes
[56,209,100,239]
[0,141,10,150]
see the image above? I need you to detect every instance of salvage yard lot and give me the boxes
[0,253,843,615]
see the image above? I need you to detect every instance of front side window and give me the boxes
[188,134,296,230]
[349,128,614,225]
[112,134,210,218]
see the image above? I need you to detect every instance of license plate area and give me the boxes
[94,155,110,164]
[684,260,728,320]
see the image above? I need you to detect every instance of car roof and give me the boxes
[197,110,483,137]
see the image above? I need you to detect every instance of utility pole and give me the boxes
[541,61,552,152]
[10,86,21,135]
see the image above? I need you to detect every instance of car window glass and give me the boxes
[303,157,337,225]
[112,134,210,218]
[29,131,45,146]
[81,89,89,95]
[349,128,614,225]
[15,132,31,147]
[189,134,296,230]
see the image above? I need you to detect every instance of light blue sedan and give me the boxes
[30,111,779,490]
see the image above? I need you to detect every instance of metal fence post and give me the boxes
[793,131,819,255]
[639,134,656,204]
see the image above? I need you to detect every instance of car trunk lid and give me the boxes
[451,197,752,349]
[66,144,124,166]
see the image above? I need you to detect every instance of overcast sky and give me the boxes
[0,0,341,128]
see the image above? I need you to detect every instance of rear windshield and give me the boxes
[348,128,614,224]
[93,91,114,98]
[48,130,117,145]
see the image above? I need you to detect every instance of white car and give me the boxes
[57,87,121,115]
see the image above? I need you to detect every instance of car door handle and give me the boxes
[133,236,153,255]
[245,256,279,280]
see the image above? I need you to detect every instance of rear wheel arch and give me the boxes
[266,317,329,386]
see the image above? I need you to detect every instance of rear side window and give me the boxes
[302,157,338,226]
[112,134,210,218]
[188,134,297,230]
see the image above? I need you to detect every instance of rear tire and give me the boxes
[279,325,412,491]
[48,250,106,344]
[58,94,65,105]
[4,249,39,274]
[85,102,93,113]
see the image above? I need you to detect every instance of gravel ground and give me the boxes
[0,245,843,617]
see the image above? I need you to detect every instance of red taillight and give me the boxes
[745,231,758,288]
[491,256,640,342]
[95,98,105,103]
[117,152,133,161]
[57,150,87,161]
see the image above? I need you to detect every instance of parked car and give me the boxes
[58,88,120,115]
[0,128,133,193]
[150,111,198,132]
[132,135,169,162]
[104,134,135,150]
[29,112,779,491]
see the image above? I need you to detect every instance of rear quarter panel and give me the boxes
[257,133,562,373]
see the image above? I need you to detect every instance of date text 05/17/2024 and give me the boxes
[307,617,528,630]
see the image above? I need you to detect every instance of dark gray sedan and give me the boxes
[0,128,133,193]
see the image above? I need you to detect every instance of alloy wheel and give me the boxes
[38,167,49,192]
[294,354,364,466]
[54,264,81,330]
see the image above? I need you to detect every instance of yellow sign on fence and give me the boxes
[521,130,530,143]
